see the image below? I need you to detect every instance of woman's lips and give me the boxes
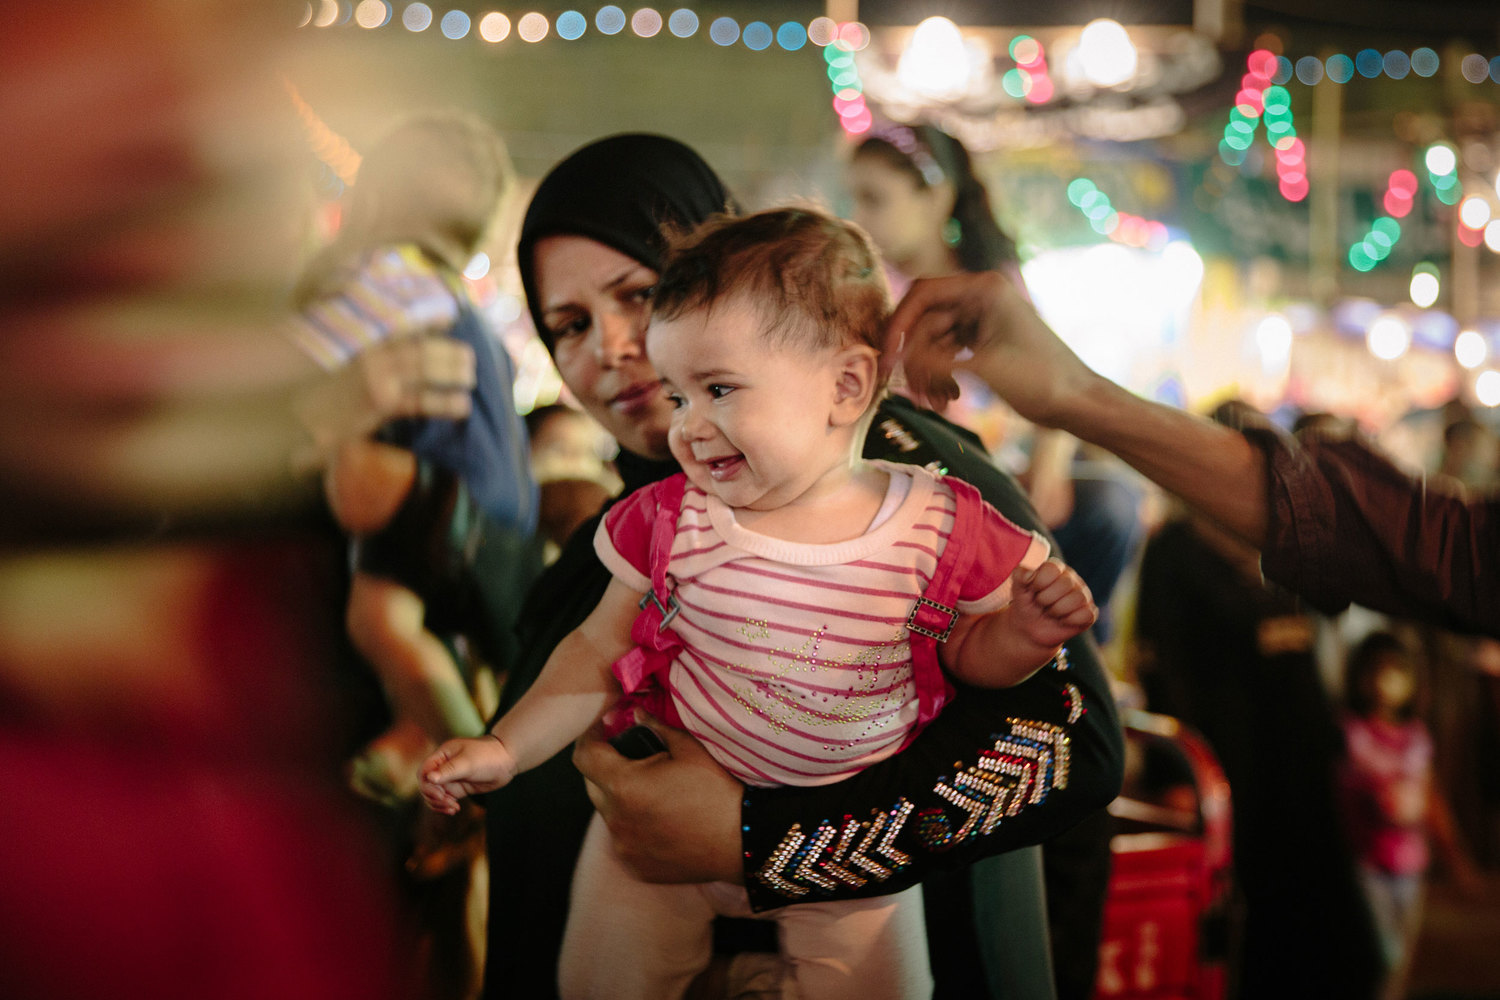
[610,381,660,414]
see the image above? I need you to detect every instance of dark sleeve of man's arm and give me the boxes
[740,397,1124,911]
[1246,422,1500,639]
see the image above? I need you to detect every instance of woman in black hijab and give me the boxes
[480,133,1123,999]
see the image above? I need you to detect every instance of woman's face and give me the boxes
[847,154,951,272]
[531,234,675,461]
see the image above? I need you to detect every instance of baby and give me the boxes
[421,207,1095,998]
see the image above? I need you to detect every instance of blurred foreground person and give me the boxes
[0,4,475,998]
[884,270,1500,639]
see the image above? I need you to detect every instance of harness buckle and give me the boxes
[906,597,959,642]
[639,589,681,632]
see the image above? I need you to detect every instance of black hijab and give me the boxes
[517,133,735,353]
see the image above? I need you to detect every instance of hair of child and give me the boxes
[853,122,1019,273]
[651,205,891,360]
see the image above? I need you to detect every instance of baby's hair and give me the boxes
[651,205,891,357]
[1344,629,1421,721]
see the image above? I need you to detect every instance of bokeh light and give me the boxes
[518,11,549,41]
[776,21,806,50]
[709,16,739,46]
[1326,54,1355,83]
[595,5,625,34]
[1355,48,1383,78]
[402,3,432,31]
[668,8,697,37]
[555,10,586,39]
[808,16,836,46]
[1411,47,1440,77]
[464,253,491,281]
[479,11,510,41]
[1456,329,1488,369]
[1078,18,1137,87]
[1295,56,1324,84]
[1409,268,1440,309]
[355,1,390,29]
[1383,50,1411,79]
[631,8,662,37]
[742,20,772,50]
[1485,220,1500,253]
[1460,196,1492,230]
[314,0,340,27]
[440,10,470,39]
[1461,53,1490,83]
[1256,314,1294,367]
[1367,314,1411,360]
[1477,370,1500,407]
[1426,143,1458,176]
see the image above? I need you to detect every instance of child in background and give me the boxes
[289,111,537,803]
[1339,630,1483,1000]
[420,207,1096,998]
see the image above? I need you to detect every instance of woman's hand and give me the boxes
[882,271,1094,426]
[292,334,476,473]
[573,714,745,884]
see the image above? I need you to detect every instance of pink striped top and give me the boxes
[596,462,1048,787]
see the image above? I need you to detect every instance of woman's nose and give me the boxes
[595,310,644,368]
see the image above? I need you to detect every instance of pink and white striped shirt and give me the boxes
[596,462,1048,787]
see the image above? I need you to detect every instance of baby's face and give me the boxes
[646,298,854,513]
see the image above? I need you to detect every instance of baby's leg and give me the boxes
[774,887,933,1000]
[558,813,716,1000]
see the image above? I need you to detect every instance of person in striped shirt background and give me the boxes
[420,205,1097,999]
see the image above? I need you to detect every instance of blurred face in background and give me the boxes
[531,234,675,461]
[847,152,952,275]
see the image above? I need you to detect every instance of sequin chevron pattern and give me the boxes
[753,717,1073,899]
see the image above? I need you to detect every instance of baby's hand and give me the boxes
[1010,558,1098,650]
[418,734,518,815]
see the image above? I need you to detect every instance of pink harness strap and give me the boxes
[610,474,688,729]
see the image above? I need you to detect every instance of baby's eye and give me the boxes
[708,384,734,399]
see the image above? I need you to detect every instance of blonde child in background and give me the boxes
[420,207,1095,999]
[290,111,537,803]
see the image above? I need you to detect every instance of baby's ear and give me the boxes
[830,344,879,426]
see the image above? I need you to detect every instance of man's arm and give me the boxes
[885,270,1269,548]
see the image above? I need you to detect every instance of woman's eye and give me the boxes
[665,392,685,409]
[629,285,656,304]
[549,315,589,340]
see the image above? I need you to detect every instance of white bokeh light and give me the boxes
[897,17,973,99]
[1425,143,1457,177]
[1077,19,1137,87]
[1460,196,1492,230]
[1486,220,1500,253]
[1477,369,1500,407]
[1409,271,1440,308]
[1455,329,1488,369]
[1366,313,1412,361]
[1255,314,1294,369]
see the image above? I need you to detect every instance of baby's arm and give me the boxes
[419,578,642,814]
[941,557,1097,688]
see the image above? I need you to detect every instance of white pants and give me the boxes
[558,813,934,1000]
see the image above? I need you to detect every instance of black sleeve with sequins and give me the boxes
[738,395,1125,912]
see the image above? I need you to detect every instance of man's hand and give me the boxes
[573,715,745,884]
[882,271,1094,427]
